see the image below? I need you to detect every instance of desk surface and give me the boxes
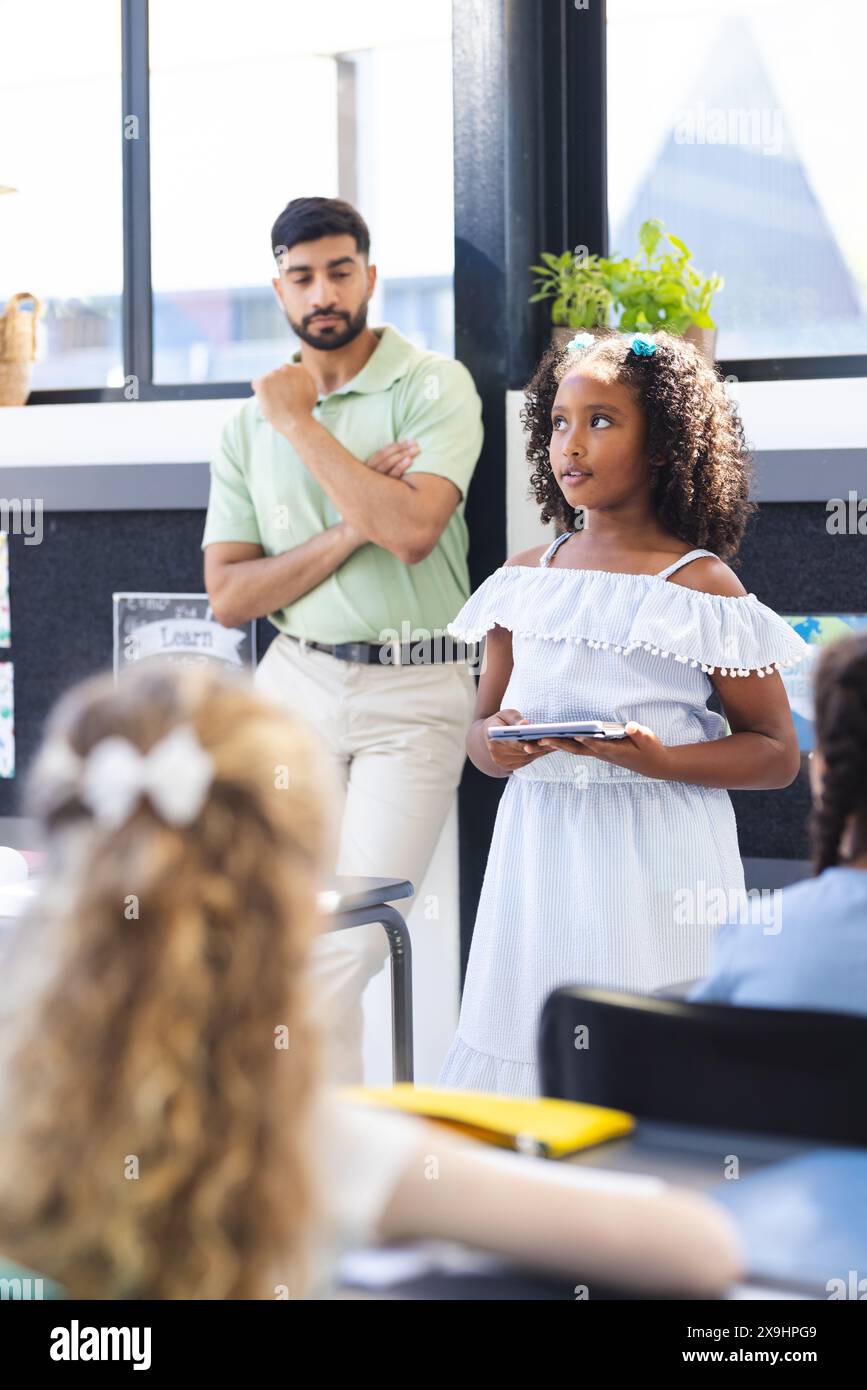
[339,1120,827,1301]
[316,876,414,915]
[0,874,415,922]
[564,1118,819,1191]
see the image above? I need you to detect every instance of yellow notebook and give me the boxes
[339,1084,634,1159]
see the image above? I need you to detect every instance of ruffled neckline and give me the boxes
[501,564,759,602]
[448,564,811,677]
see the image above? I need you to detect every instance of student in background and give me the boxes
[0,662,741,1299]
[691,629,867,1012]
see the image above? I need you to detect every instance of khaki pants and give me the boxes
[254,633,476,1085]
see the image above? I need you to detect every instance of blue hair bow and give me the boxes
[628,332,658,357]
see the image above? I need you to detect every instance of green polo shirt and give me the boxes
[201,324,484,644]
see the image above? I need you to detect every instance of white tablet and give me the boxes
[488,720,628,742]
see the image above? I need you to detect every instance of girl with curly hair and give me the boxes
[692,628,867,1010]
[439,328,811,1097]
[0,660,742,1298]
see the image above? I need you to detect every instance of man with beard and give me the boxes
[202,197,483,1084]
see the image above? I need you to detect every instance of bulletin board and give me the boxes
[0,511,276,821]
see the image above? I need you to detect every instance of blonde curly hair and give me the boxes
[0,660,338,1299]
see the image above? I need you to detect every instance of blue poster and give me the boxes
[780,614,867,752]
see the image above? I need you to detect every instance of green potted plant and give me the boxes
[528,249,614,338]
[529,218,723,361]
[611,219,723,360]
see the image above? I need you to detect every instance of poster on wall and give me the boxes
[0,534,9,648]
[113,594,256,683]
[779,614,867,753]
[0,662,13,778]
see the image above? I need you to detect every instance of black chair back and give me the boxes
[539,987,867,1144]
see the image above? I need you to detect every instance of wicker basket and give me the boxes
[0,292,43,406]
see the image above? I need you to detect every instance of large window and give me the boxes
[148,0,454,384]
[607,0,867,364]
[0,0,124,389]
[1,0,453,396]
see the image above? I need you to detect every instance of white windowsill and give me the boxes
[0,397,250,467]
[1,375,866,468]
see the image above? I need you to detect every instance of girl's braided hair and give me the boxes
[808,630,867,874]
[520,328,758,562]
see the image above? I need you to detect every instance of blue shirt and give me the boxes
[689,867,867,1015]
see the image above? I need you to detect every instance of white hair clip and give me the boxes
[40,725,215,830]
[565,332,596,354]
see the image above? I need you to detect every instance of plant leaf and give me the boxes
[639,219,663,259]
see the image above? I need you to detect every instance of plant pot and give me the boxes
[683,324,717,363]
[0,292,43,406]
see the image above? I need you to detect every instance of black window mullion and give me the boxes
[558,0,607,260]
[121,0,154,392]
[452,0,611,986]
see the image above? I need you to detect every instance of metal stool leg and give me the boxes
[323,905,414,1083]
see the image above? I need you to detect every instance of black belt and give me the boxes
[287,634,480,666]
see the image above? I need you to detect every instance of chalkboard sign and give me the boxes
[113,593,256,681]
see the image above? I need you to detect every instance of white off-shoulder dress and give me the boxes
[438,533,812,1099]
